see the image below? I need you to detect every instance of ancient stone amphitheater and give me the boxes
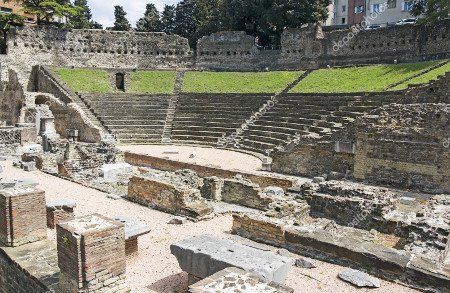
[0,21,449,293]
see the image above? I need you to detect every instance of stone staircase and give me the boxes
[82,94,172,144]
[161,95,179,143]
[236,92,406,154]
[170,93,270,145]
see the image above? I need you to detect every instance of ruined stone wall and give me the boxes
[0,69,25,125]
[272,141,354,177]
[0,249,51,293]
[353,104,450,193]
[198,20,449,70]
[8,26,193,70]
[125,152,294,190]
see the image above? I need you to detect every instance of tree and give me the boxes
[136,3,161,32]
[411,0,450,24]
[69,0,92,29]
[174,0,197,45]
[6,0,81,25]
[160,5,176,33]
[113,5,130,31]
[218,0,330,46]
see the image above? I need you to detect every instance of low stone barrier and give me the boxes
[125,151,294,190]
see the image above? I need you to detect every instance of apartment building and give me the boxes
[331,0,415,26]
[0,0,36,24]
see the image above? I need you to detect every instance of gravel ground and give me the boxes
[0,161,420,293]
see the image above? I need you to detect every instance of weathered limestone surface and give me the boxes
[0,186,47,247]
[222,179,273,210]
[113,216,150,256]
[0,240,59,293]
[189,267,294,293]
[170,234,293,283]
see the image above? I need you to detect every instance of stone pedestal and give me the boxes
[56,214,130,293]
[46,198,76,229]
[0,187,47,247]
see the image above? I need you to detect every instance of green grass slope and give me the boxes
[390,61,450,91]
[290,61,442,93]
[54,68,112,93]
[130,71,177,93]
[183,71,303,93]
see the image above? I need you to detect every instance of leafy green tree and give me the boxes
[160,4,176,33]
[218,0,330,46]
[174,0,197,45]
[69,0,92,28]
[411,0,450,23]
[113,5,130,31]
[5,0,81,25]
[136,3,161,32]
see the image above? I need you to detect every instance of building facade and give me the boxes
[330,0,415,26]
[0,0,36,25]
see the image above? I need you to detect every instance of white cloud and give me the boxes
[87,0,180,28]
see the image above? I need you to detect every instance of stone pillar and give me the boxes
[56,214,130,293]
[0,187,47,247]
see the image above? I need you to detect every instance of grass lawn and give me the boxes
[130,71,177,93]
[390,61,450,90]
[54,68,112,93]
[183,71,303,93]
[290,61,443,93]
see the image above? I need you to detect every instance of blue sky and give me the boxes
[88,0,180,28]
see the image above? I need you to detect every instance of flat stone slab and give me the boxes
[338,268,381,288]
[47,198,77,210]
[170,235,293,284]
[101,163,133,182]
[113,216,150,240]
[189,267,294,293]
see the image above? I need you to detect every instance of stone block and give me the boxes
[171,234,293,284]
[57,214,130,292]
[101,163,133,183]
[189,267,294,293]
[22,161,36,171]
[113,215,150,255]
[46,198,77,229]
[0,187,47,246]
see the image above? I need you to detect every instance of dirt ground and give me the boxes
[0,160,420,293]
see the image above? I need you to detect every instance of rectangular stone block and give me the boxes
[0,187,47,247]
[189,267,294,293]
[57,214,130,293]
[171,234,293,284]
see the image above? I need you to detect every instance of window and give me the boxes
[342,17,346,24]
[355,5,365,13]
[0,7,13,14]
[401,1,413,11]
[371,4,382,12]
[342,5,346,12]
[388,0,396,8]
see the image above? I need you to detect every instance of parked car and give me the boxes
[395,18,417,25]
[365,24,382,30]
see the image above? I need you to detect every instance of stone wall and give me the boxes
[8,26,192,70]
[196,20,450,70]
[125,152,294,190]
[0,247,54,293]
[353,104,450,193]
[272,140,354,177]
[0,69,25,125]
